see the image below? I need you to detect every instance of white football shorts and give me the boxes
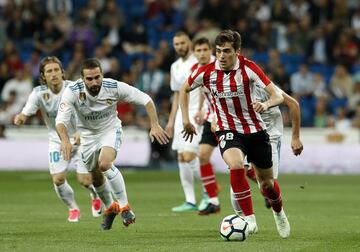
[172,110,203,153]
[80,127,123,171]
[48,141,88,175]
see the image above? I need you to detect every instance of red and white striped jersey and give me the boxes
[188,56,272,134]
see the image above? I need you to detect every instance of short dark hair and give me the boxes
[193,37,211,49]
[215,30,241,51]
[173,31,190,39]
[39,56,64,84]
[81,58,103,76]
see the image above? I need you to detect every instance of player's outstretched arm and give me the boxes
[145,100,170,145]
[179,80,197,142]
[282,91,303,156]
[13,113,28,126]
[165,91,179,138]
[194,91,205,125]
[55,123,73,161]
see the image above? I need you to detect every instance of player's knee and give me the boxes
[77,174,92,187]
[198,152,210,165]
[98,160,111,172]
[226,158,244,169]
[52,176,65,186]
[259,178,274,191]
[182,152,197,163]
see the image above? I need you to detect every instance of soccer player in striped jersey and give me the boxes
[165,31,206,212]
[179,30,290,238]
[230,84,303,222]
[190,37,221,215]
[56,58,169,230]
[14,56,104,222]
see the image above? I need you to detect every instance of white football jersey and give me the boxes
[253,83,283,138]
[56,78,151,136]
[170,54,200,112]
[22,80,76,143]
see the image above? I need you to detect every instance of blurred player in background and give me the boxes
[56,58,169,230]
[231,85,303,218]
[14,56,103,222]
[165,31,206,212]
[190,37,221,215]
[180,30,290,238]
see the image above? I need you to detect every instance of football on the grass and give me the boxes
[219,214,249,241]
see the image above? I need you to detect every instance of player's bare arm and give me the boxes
[179,80,197,142]
[13,113,29,126]
[194,90,205,125]
[253,83,284,113]
[73,132,81,146]
[145,100,170,145]
[55,123,72,161]
[165,91,180,138]
[282,91,303,156]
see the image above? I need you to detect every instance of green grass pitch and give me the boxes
[0,170,359,252]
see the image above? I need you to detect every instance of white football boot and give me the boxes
[244,214,258,234]
[273,209,290,238]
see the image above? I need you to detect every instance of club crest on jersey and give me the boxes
[79,92,86,101]
[42,93,50,101]
[106,99,113,105]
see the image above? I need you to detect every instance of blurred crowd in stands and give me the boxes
[1,0,360,142]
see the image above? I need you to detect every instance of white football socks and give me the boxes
[94,178,113,208]
[179,162,196,205]
[102,164,129,207]
[54,180,79,210]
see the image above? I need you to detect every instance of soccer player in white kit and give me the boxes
[230,85,303,215]
[165,31,205,212]
[180,30,291,238]
[14,56,103,222]
[56,58,169,230]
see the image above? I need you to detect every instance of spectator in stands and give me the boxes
[352,102,360,128]
[306,26,332,65]
[46,0,72,17]
[1,67,32,107]
[271,0,291,25]
[290,63,316,126]
[351,8,360,40]
[122,18,150,55]
[348,73,360,113]
[53,10,73,37]
[329,64,353,99]
[33,17,65,57]
[0,90,22,125]
[104,58,123,80]
[333,31,359,71]
[0,62,10,94]
[314,96,331,128]
[136,58,164,102]
[68,16,95,55]
[313,72,328,98]
[66,43,86,81]
[290,64,315,100]
[94,45,112,75]
[25,50,41,81]
[272,64,291,95]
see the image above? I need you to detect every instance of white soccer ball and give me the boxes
[219,214,249,241]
